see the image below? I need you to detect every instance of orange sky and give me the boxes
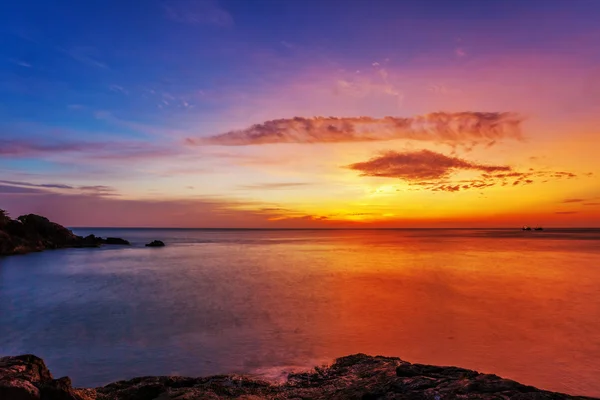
[1,2,599,227]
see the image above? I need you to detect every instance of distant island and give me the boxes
[0,353,596,400]
[0,209,131,256]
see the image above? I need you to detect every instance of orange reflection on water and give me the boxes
[239,230,600,396]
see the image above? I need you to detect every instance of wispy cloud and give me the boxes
[0,192,300,228]
[0,180,73,189]
[0,185,47,194]
[189,112,523,147]
[0,180,118,197]
[8,58,32,68]
[238,182,313,190]
[1,138,179,161]
[164,0,234,27]
[60,46,108,69]
[562,198,585,203]
[109,84,128,95]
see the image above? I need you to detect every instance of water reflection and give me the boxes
[1,229,599,396]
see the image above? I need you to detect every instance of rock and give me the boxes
[2,353,595,400]
[0,212,83,255]
[145,240,165,247]
[0,355,92,400]
[0,378,40,400]
[76,235,102,248]
[104,237,130,245]
[0,209,132,256]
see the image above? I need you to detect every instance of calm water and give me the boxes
[1,229,600,396]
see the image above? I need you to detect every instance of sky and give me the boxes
[0,0,599,227]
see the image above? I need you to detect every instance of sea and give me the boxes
[1,228,599,396]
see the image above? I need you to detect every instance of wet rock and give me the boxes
[145,240,165,247]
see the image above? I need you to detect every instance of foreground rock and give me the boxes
[0,210,129,256]
[145,240,165,247]
[0,355,94,400]
[0,354,596,400]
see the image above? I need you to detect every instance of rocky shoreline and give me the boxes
[0,210,132,256]
[0,354,596,400]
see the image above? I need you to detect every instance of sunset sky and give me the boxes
[1,0,599,227]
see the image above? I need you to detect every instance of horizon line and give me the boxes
[69,226,600,230]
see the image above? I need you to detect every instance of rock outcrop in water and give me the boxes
[145,240,165,247]
[0,210,129,256]
[0,354,596,400]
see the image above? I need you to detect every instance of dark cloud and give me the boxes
[189,112,523,147]
[347,149,578,193]
[1,138,179,160]
[0,180,73,189]
[562,199,584,203]
[0,180,118,197]
[0,185,47,194]
[239,182,313,190]
[0,140,87,157]
[79,185,119,196]
[346,149,511,180]
[584,202,600,206]
[555,211,579,215]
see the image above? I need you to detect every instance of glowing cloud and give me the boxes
[189,112,523,147]
[346,150,579,193]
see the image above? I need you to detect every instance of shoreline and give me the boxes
[1,354,597,400]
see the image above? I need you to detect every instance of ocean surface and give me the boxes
[1,229,600,396]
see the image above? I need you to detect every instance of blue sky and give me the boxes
[1,0,599,227]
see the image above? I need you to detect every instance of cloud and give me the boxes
[555,211,579,215]
[78,185,119,196]
[0,140,88,157]
[109,84,128,95]
[9,59,32,68]
[346,149,579,193]
[346,149,511,181]
[60,46,108,69]
[238,182,313,190]
[0,180,118,197]
[0,180,73,189]
[562,198,584,203]
[0,185,47,194]
[164,0,234,27]
[189,112,523,147]
[0,192,304,228]
[1,138,178,160]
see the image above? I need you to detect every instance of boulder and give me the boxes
[145,240,165,247]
